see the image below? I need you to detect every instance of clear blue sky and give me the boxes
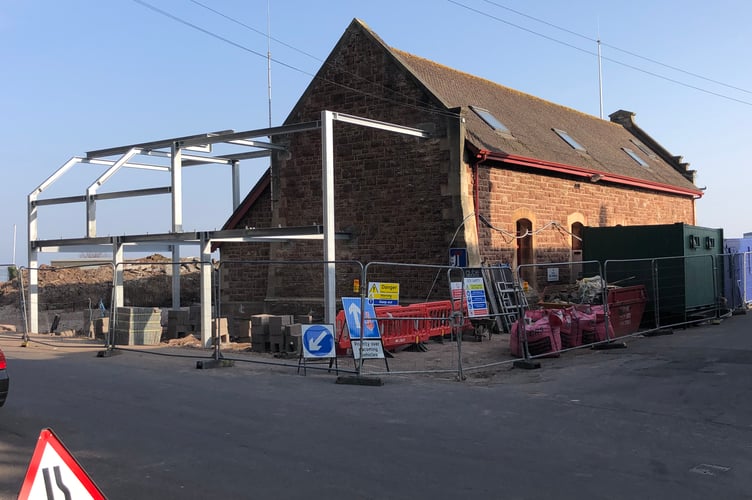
[2,0,750,267]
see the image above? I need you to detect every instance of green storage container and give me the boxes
[582,223,723,327]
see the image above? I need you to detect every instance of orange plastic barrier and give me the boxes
[335,300,470,352]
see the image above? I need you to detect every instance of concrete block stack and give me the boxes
[230,318,252,343]
[83,312,109,339]
[285,323,304,355]
[166,308,191,339]
[212,317,230,344]
[250,314,272,352]
[189,305,202,332]
[269,315,294,353]
[113,306,162,345]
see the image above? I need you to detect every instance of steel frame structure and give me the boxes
[28,111,428,346]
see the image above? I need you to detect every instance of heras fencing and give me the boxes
[510,254,730,366]
[0,264,24,337]
[9,253,738,380]
[719,251,751,310]
[604,254,722,331]
[108,259,206,350]
[215,259,486,380]
[18,263,115,341]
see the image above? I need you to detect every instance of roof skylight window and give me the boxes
[630,139,657,158]
[622,147,649,167]
[470,106,510,134]
[552,128,585,151]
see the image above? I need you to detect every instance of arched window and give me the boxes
[571,222,584,255]
[516,218,533,283]
[571,221,584,279]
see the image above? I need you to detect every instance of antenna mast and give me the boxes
[597,21,604,119]
[266,0,272,127]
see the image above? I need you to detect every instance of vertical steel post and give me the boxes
[171,142,183,233]
[231,160,241,211]
[171,245,181,310]
[321,111,336,325]
[652,259,660,329]
[112,239,124,311]
[199,232,213,349]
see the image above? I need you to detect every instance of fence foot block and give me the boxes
[336,375,383,386]
[196,359,234,369]
[97,349,121,358]
[513,359,541,370]
[592,341,627,350]
[643,329,674,337]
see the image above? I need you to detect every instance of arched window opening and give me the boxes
[571,221,584,279]
[516,218,534,284]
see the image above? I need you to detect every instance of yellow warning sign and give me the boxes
[367,282,400,305]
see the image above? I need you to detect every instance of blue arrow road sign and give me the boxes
[301,324,335,359]
[342,297,381,339]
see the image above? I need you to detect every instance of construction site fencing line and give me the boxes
[216,258,365,374]
[5,253,743,380]
[17,263,116,349]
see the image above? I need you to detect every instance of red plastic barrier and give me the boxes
[424,300,454,338]
[334,300,473,353]
[376,305,423,348]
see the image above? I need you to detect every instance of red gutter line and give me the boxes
[476,150,703,197]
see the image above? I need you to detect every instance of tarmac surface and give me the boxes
[0,311,750,499]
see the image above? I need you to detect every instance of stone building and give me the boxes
[217,19,702,316]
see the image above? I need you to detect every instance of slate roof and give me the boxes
[353,21,699,193]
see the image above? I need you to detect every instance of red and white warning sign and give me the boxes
[18,428,105,500]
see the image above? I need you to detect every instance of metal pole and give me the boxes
[652,259,660,329]
[321,111,336,325]
[597,36,604,119]
[266,0,273,129]
[12,224,16,267]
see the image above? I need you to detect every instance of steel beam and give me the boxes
[330,112,431,138]
[33,187,172,207]
[87,148,140,238]
[178,121,321,148]
[83,158,169,172]
[85,130,234,159]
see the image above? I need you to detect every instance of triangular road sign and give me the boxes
[18,428,105,500]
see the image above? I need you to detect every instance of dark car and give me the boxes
[0,347,8,406]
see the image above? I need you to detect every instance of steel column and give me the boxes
[231,160,241,211]
[322,111,336,325]
[171,245,181,310]
[199,233,213,348]
[113,239,124,310]
[171,142,183,233]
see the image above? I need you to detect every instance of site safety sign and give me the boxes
[367,282,399,306]
[18,428,105,500]
[342,297,381,339]
[301,324,336,359]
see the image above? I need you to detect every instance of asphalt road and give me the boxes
[1,313,751,499]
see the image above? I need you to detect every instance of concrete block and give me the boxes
[251,314,273,336]
[230,318,252,340]
[269,315,294,337]
[213,317,229,336]
[295,314,313,324]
